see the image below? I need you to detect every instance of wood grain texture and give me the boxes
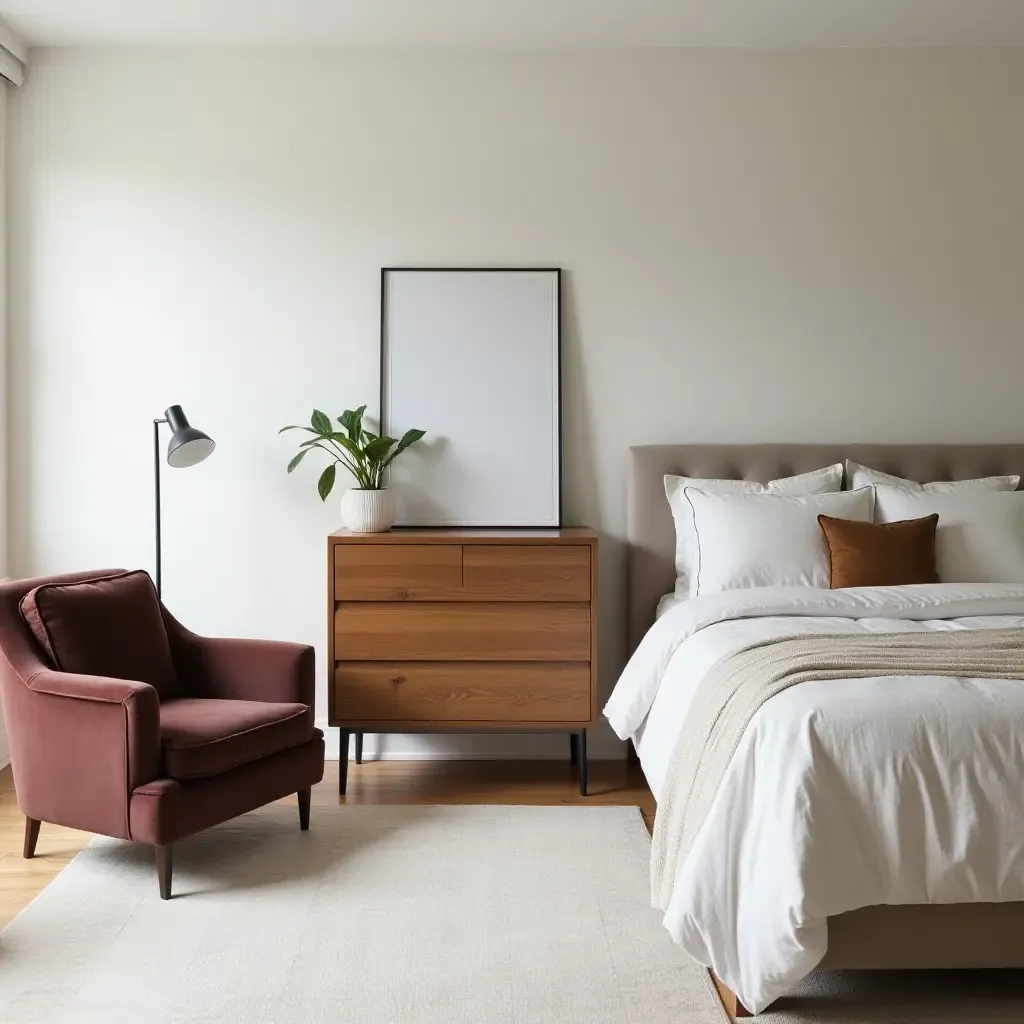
[327,527,598,735]
[334,602,591,662]
[334,544,463,600]
[461,545,590,600]
[712,972,752,1019]
[334,662,591,724]
[330,527,597,544]
[0,761,653,927]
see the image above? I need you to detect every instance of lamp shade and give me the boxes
[164,405,215,469]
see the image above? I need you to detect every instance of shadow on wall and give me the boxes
[560,271,628,744]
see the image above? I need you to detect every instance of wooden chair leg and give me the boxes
[155,845,173,900]
[298,787,311,831]
[711,971,752,1018]
[23,817,41,859]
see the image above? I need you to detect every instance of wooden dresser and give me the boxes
[328,527,598,795]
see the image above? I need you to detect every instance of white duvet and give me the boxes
[604,584,1024,1014]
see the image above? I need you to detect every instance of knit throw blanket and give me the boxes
[650,627,1024,912]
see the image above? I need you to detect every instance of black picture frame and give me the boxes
[380,266,562,528]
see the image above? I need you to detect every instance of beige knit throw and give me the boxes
[651,627,1024,912]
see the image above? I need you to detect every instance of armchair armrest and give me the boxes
[17,669,161,839]
[165,621,315,707]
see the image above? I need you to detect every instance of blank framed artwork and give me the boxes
[381,267,562,527]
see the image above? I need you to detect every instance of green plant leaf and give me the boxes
[279,425,317,434]
[317,463,337,501]
[339,405,367,443]
[329,432,366,461]
[286,449,309,473]
[363,436,396,463]
[311,409,333,435]
[381,428,426,468]
[397,428,426,451]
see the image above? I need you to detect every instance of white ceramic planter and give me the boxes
[340,488,397,533]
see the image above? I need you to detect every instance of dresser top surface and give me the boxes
[329,526,596,544]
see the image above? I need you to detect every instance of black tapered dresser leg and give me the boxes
[577,730,588,796]
[338,730,350,795]
[354,732,364,765]
[626,738,640,766]
[569,732,579,767]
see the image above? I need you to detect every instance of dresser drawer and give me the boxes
[334,662,591,724]
[334,602,591,661]
[462,546,590,601]
[334,545,462,600]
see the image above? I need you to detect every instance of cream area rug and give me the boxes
[1,804,1023,1024]
[0,805,721,1024]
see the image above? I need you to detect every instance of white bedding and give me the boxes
[605,584,1024,1014]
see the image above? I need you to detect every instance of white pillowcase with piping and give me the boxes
[684,486,875,596]
[874,487,1024,583]
[846,460,1019,495]
[665,464,843,592]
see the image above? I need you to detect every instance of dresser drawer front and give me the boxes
[334,662,591,723]
[334,545,462,600]
[462,546,590,601]
[334,603,591,661]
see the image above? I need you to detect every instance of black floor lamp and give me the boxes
[153,405,215,597]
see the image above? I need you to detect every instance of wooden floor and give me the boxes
[0,758,653,929]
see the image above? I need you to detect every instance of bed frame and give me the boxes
[627,443,1024,1018]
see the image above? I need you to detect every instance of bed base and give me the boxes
[711,902,1024,1019]
[712,972,752,1018]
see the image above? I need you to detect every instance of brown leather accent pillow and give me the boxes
[20,570,181,699]
[817,514,940,588]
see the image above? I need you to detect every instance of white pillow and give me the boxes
[846,460,1019,494]
[684,486,875,596]
[665,464,843,589]
[874,487,1024,583]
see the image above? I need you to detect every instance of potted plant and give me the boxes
[280,406,425,532]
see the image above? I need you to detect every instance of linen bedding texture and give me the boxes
[664,464,843,594]
[665,461,1023,596]
[682,487,873,595]
[604,584,1024,1014]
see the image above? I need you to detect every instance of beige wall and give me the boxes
[9,48,1024,758]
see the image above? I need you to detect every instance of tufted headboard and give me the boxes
[627,443,1024,653]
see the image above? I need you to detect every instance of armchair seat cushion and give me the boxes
[159,698,314,780]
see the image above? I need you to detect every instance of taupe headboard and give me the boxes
[627,443,1024,653]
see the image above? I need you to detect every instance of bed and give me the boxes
[614,443,1024,1018]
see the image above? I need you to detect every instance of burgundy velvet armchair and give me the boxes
[0,569,325,899]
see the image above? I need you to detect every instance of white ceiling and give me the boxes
[5,0,1024,49]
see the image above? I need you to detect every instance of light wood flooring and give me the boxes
[0,758,653,928]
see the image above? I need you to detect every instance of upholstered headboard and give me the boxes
[627,443,1024,653]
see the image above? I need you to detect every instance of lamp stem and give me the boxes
[153,418,165,598]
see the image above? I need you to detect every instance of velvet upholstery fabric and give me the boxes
[163,610,315,707]
[160,698,314,779]
[20,570,181,700]
[0,569,322,850]
[130,733,324,846]
[818,514,941,589]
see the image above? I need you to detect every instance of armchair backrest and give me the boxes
[0,570,126,683]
